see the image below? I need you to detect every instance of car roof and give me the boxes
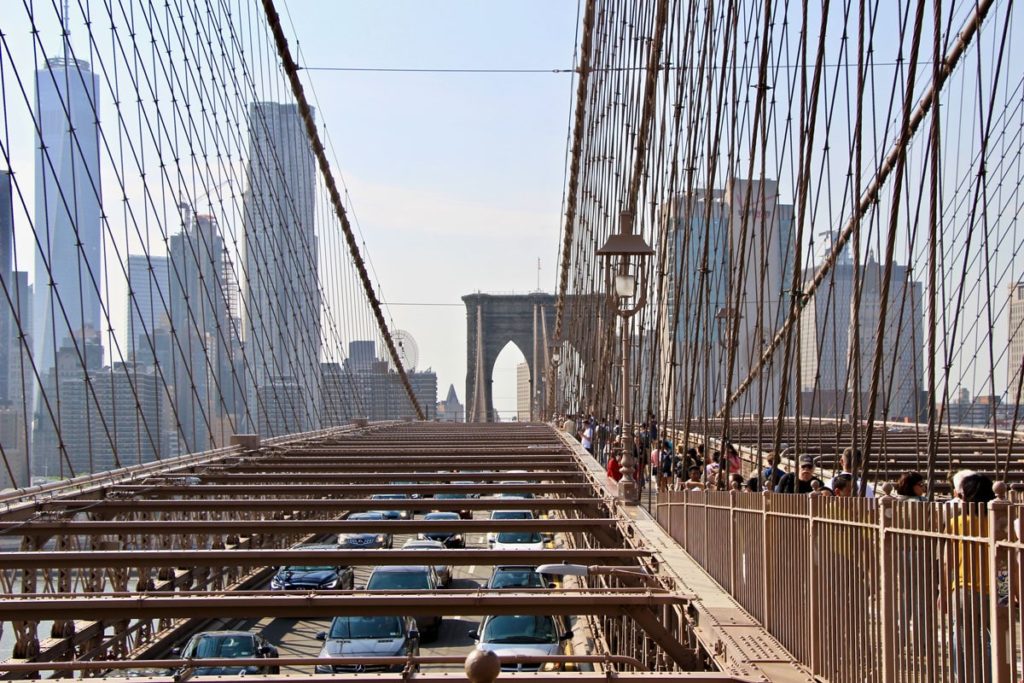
[295,543,341,550]
[402,539,443,548]
[490,510,532,516]
[371,565,431,573]
[192,631,255,639]
[348,512,386,519]
[492,565,539,572]
[424,511,459,518]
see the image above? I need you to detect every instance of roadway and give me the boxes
[201,510,576,675]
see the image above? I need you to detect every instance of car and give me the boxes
[339,512,392,549]
[487,565,551,590]
[486,509,534,544]
[314,616,419,673]
[417,511,465,548]
[433,482,480,519]
[270,544,355,590]
[497,481,534,499]
[171,631,279,676]
[470,615,572,672]
[365,566,443,640]
[491,531,545,551]
[370,493,410,520]
[401,538,453,587]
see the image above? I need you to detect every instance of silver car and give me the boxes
[470,615,571,672]
[314,616,418,673]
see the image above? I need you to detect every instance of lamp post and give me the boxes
[598,211,655,504]
[547,344,561,421]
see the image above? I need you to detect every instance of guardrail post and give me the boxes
[989,499,1010,683]
[807,494,818,674]
[729,489,737,594]
[762,491,771,625]
[878,495,895,681]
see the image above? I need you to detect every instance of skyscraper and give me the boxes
[243,102,321,436]
[0,170,13,404]
[799,256,924,421]
[32,55,103,391]
[658,180,795,419]
[168,213,235,452]
[126,254,170,360]
[1007,282,1024,404]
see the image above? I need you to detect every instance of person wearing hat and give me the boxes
[774,455,822,494]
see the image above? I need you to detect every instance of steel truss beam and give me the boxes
[0,518,617,537]
[191,471,586,483]
[0,548,649,569]
[0,589,691,620]
[105,483,593,497]
[24,498,604,515]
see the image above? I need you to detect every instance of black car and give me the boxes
[487,565,551,590]
[172,631,279,676]
[433,482,480,519]
[418,511,464,547]
[365,566,443,641]
[270,544,355,591]
[339,512,392,549]
[370,493,410,520]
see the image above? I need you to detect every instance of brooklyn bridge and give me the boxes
[0,0,1021,681]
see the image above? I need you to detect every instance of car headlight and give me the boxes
[314,665,332,674]
[375,534,386,543]
[451,534,462,541]
[541,662,564,672]
[417,533,425,540]
[319,578,339,589]
[400,511,409,519]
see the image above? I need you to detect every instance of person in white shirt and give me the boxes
[830,447,875,498]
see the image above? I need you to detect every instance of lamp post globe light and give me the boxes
[597,210,655,504]
[547,344,561,420]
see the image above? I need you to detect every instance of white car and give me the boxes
[487,510,534,544]
[490,531,545,551]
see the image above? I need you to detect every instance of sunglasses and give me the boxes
[800,464,814,470]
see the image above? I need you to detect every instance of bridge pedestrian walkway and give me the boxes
[556,429,813,682]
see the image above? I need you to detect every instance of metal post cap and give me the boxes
[464,649,501,683]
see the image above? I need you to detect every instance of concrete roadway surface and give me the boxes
[234,508,581,675]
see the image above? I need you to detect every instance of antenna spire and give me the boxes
[62,0,71,53]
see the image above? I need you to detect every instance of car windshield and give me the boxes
[348,513,385,520]
[186,634,255,658]
[491,511,533,520]
[491,569,544,589]
[368,571,430,590]
[281,565,335,572]
[496,531,542,544]
[372,494,406,500]
[434,493,463,500]
[328,616,403,640]
[481,616,557,644]
[424,512,459,520]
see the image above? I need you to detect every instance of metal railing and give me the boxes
[654,490,1020,682]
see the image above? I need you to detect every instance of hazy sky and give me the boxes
[282,1,580,415]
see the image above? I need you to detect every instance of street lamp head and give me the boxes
[536,562,589,577]
[597,211,655,318]
[614,273,637,298]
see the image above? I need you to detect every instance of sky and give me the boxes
[281,1,581,416]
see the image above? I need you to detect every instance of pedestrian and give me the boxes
[657,441,674,494]
[762,451,786,489]
[939,473,1006,681]
[774,455,821,494]
[682,465,706,491]
[728,473,744,491]
[724,443,742,474]
[581,421,594,455]
[895,471,927,501]
[596,418,609,466]
[606,444,622,483]
[831,447,874,497]
[832,473,854,497]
